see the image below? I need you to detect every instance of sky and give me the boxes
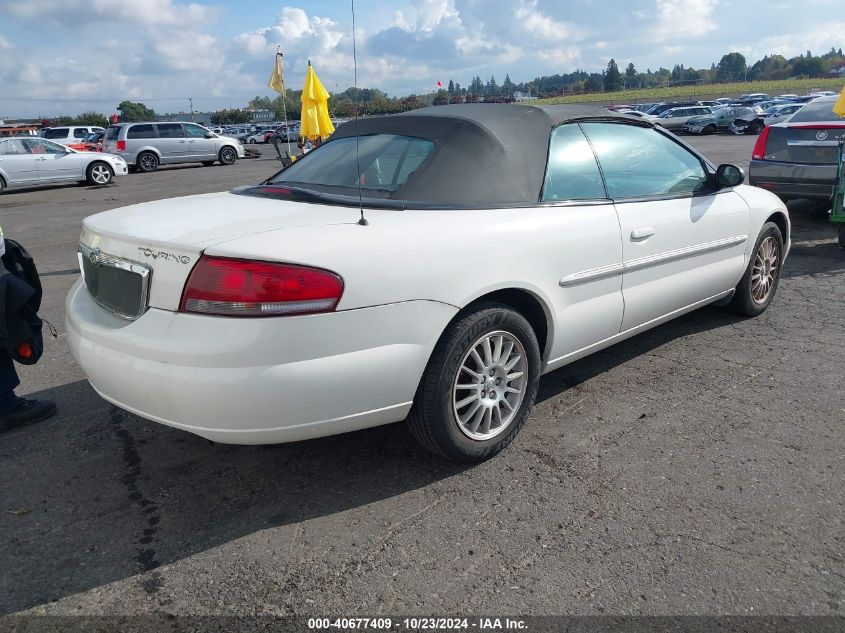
[0,0,842,118]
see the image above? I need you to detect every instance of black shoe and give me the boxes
[0,398,57,431]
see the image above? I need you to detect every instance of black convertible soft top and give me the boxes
[242,104,647,208]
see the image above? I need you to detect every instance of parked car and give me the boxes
[67,131,105,152]
[682,105,761,135]
[102,122,244,172]
[644,101,697,116]
[0,137,127,194]
[730,103,805,135]
[67,104,790,462]
[616,109,645,118]
[210,127,226,135]
[648,106,713,130]
[244,129,273,144]
[749,95,845,204]
[40,126,105,146]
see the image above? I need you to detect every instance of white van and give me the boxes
[40,126,105,146]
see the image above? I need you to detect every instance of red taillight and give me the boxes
[180,256,344,317]
[752,126,771,161]
[116,140,126,152]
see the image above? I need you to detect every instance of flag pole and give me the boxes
[276,48,293,158]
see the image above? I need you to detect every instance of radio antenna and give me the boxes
[352,0,368,225]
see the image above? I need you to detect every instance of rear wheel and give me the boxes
[248,138,256,144]
[750,120,764,134]
[137,151,159,173]
[219,146,237,165]
[86,162,113,186]
[0,175,5,195]
[703,124,717,135]
[408,302,541,462]
[726,222,783,317]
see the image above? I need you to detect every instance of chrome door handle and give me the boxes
[631,227,655,241]
[179,140,186,143]
[188,140,195,143]
[36,157,47,161]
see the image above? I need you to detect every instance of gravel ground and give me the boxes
[0,136,842,617]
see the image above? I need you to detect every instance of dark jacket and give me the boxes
[0,239,44,365]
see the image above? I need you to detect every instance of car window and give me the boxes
[127,124,156,139]
[0,139,29,155]
[270,134,435,193]
[184,124,208,138]
[789,99,837,122]
[157,123,183,138]
[542,124,606,202]
[581,123,708,199]
[73,128,87,138]
[23,138,66,155]
[105,126,121,140]
[44,128,69,139]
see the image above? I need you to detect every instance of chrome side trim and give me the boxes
[78,242,152,321]
[624,234,748,273]
[559,262,624,287]
[559,235,747,287]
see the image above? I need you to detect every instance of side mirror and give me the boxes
[716,164,744,188]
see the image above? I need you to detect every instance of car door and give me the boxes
[581,122,750,332]
[23,138,84,182]
[539,123,625,364]
[0,138,39,186]
[182,123,217,159]
[154,123,186,162]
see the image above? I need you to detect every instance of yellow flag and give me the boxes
[834,84,845,118]
[268,53,285,96]
[300,62,334,141]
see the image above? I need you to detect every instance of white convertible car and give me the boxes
[67,104,790,462]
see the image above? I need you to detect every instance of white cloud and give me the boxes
[152,32,223,72]
[649,0,718,42]
[514,0,581,43]
[3,0,215,26]
[0,35,14,49]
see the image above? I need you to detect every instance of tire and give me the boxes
[202,161,215,167]
[136,151,159,173]
[751,120,764,135]
[248,138,256,144]
[407,302,541,462]
[219,146,237,166]
[0,175,5,195]
[85,161,113,186]
[703,124,717,135]
[838,226,845,250]
[726,222,784,317]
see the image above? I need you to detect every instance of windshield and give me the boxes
[789,99,838,123]
[269,134,435,194]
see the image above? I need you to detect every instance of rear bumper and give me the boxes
[748,159,838,201]
[66,279,457,444]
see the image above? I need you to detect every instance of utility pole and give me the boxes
[189,97,195,122]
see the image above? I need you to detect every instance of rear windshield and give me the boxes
[789,99,839,123]
[269,135,435,194]
[44,128,68,139]
[105,126,120,140]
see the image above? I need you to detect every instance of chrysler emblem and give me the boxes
[88,248,103,266]
[816,130,829,141]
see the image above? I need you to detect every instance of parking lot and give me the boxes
[0,135,843,616]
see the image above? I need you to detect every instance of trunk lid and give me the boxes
[762,124,845,165]
[80,191,362,312]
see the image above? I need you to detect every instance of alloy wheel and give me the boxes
[139,154,157,171]
[90,164,111,184]
[751,236,780,304]
[452,330,528,441]
[221,148,236,164]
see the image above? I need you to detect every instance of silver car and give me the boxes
[0,137,127,194]
[102,122,244,172]
[647,106,713,130]
[749,95,844,204]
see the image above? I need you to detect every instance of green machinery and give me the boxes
[833,141,845,248]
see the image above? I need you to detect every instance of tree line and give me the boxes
[41,47,844,127]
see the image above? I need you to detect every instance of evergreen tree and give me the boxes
[447,79,455,95]
[485,75,499,97]
[603,58,623,91]
[625,62,637,88]
[502,73,516,97]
